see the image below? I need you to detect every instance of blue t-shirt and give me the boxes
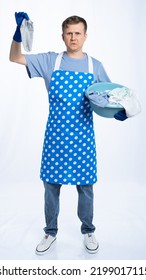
[25,51,110,92]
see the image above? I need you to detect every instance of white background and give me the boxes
[0,0,146,261]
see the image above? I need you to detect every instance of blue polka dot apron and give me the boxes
[40,52,97,185]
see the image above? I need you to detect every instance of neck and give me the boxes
[66,50,85,59]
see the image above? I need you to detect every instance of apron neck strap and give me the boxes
[54,52,64,71]
[54,52,94,74]
[88,55,93,74]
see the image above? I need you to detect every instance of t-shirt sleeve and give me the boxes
[97,62,111,82]
[24,52,54,79]
[92,57,111,82]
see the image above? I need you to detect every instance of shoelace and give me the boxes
[40,235,48,245]
[87,233,96,243]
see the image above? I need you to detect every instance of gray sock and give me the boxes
[20,18,34,52]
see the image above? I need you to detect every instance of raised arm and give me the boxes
[9,12,29,65]
[9,40,26,65]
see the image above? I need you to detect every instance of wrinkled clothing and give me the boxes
[44,182,95,235]
[108,87,141,117]
[88,92,109,107]
[20,18,34,52]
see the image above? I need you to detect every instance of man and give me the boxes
[9,12,110,255]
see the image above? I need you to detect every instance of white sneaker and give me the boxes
[35,235,56,255]
[84,233,99,254]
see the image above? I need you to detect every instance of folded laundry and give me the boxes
[20,18,34,52]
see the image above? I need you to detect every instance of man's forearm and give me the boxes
[9,40,26,65]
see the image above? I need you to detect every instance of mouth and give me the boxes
[70,42,77,46]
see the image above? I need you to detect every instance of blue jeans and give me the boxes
[43,182,96,237]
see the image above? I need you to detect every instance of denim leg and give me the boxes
[76,184,96,234]
[43,182,62,237]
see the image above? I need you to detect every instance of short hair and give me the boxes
[62,15,87,34]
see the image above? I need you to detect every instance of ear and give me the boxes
[84,33,87,40]
[62,34,65,41]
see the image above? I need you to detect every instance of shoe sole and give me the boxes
[85,244,99,254]
[35,237,56,255]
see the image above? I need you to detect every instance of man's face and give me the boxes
[62,22,87,53]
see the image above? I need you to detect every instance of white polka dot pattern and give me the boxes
[40,70,97,185]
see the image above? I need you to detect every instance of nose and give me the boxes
[71,33,76,40]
